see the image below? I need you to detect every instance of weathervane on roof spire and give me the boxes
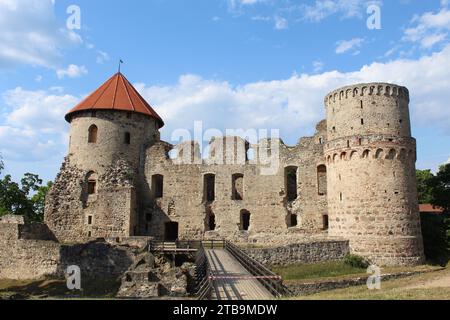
[118,59,124,74]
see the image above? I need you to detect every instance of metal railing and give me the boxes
[194,243,221,300]
[149,239,291,299]
[224,241,291,298]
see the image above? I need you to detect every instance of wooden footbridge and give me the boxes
[149,240,290,300]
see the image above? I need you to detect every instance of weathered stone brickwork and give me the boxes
[244,240,350,266]
[41,80,425,266]
[324,83,425,266]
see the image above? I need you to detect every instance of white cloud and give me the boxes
[3,43,450,168]
[0,0,82,69]
[404,7,450,48]
[56,64,88,79]
[133,44,450,148]
[0,87,77,161]
[274,16,288,30]
[96,51,110,64]
[335,38,364,54]
[313,61,324,73]
[299,0,377,22]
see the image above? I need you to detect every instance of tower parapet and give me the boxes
[324,82,425,266]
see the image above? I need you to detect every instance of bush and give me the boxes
[344,254,369,269]
[420,212,450,266]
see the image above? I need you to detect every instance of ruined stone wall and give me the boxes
[244,240,349,266]
[324,83,425,266]
[0,239,61,280]
[44,157,138,242]
[141,121,328,244]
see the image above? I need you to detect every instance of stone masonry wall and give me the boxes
[324,83,425,266]
[141,121,328,244]
[243,240,349,266]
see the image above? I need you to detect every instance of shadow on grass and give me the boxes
[0,277,121,300]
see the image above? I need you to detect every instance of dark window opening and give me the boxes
[359,138,362,145]
[317,165,327,196]
[124,132,131,144]
[204,174,215,202]
[88,125,98,143]
[361,118,364,125]
[347,140,350,148]
[88,181,96,195]
[88,216,92,225]
[340,193,343,202]
[323,215,329,230]
[360,101,363,109]
[152,174,164,198]
[285,166,298,202]
[86,171,98,196]
[240,210,251,231]
[206,209,216,231]
[289,214,298,227]
[88,231,92,237]
[232,174,244,200]
[164,222,178,241]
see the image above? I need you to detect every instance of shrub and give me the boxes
[344,254,369,269]
[421,212,450,266]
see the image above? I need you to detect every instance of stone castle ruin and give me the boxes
[40,72,424,266]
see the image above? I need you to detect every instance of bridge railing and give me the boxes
[195,243,221,300]
[224,241,291,298]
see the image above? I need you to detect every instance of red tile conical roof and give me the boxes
[65,72,164,128]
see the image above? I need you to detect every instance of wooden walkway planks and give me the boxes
[205,249,274,300]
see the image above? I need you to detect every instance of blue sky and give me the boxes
[1,0,450,182]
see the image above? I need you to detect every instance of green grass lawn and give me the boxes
[272,261,367,281]
[293,266,450,300]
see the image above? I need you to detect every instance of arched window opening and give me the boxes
[206,209,216,231]
[317,165,327,196]
[124,132,131,145]
[88,125,98,143]
[232,174,244,200]
[322,215,329,230]
[362,150,370,159]
[86,171,97,195]
[240,210,251,231]
[152,174,164,198]
[285,166,298,202]
[288,213,298,228]
[375,149,384,159]
[204,174,215,202]
[386,149,397,160]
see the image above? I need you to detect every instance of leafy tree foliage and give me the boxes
[416,169,435,204]
[0,155,52,222]
[431,164,450,213]
[417,164,450,265]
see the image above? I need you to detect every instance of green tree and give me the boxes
[431,164,450,213]
[416,169,435,204]
[0,154,52,222]
[31,181,53,222]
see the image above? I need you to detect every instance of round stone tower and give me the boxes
[65,72,164,174]
[324,83,425,266]
[45,72,164,241]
